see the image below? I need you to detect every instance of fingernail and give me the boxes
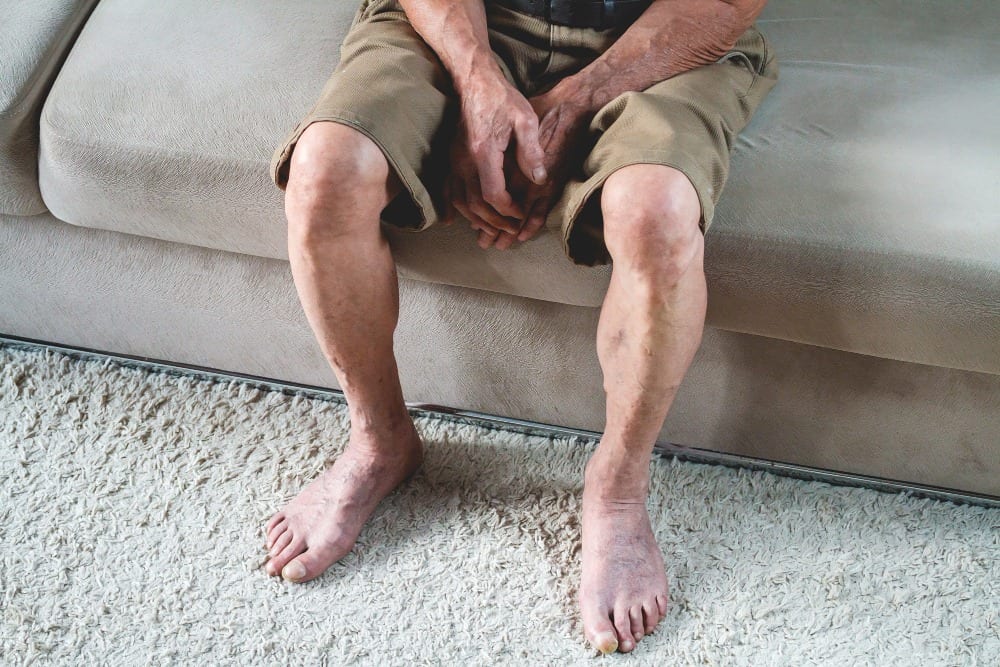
[282,561,306,581]
[532,167,547,183]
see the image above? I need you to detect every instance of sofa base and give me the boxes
[3,212,999,497]
[5,332,999,509]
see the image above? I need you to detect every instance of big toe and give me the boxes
[581,599,618,655]
[281,545,346,584]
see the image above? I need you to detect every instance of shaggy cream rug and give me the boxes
[1,344,997,665]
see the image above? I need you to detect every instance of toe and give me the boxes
[629,605,644,643]
[265,512,284,533]
[581,598,618,654]
[269,530,293,558]
[642,599,660,635]
[281,545,345,584]
[613,604,635,653]
[656,593,669,617]
[266,520,288,550]
[266,535,305,576]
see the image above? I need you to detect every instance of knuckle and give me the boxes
[468,138,486,156]
[482,190,507,208]
[516,112,536,131]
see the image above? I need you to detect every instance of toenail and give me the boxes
[594,632,618,654]
[621,640,633,651]
[282,562,306,581]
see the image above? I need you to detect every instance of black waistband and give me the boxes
[492,0,652,31]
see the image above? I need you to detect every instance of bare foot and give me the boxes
[263,421,423,582]
[579,451,669,654]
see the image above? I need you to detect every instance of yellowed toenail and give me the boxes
[282,562,306,581]
[594,632,618,654]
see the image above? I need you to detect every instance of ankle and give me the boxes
[349,403,412,436]
[584,446,651,503]
[348,413,420,455]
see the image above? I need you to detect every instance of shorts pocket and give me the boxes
[717,26,772,99]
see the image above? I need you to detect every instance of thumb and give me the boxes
[513,113,548,185]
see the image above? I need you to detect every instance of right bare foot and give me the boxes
[263,420,423,582]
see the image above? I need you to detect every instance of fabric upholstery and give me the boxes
[38,0,357,258]
[708,0,1000,375]
[36,0,1000,374]
[0,0,97,215]
[2,213,999,496]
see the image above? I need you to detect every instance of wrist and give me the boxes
[544,74,601,115]
[449,48,508,98]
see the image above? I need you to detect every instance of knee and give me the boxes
[285,122,391,242]
[601,165,703,287]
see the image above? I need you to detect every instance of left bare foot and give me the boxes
[578,450,669,654]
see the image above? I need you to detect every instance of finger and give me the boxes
[449,174,477,226]
[468,219,505,251]
[476,147,523,220]
[469,196,519,235]
[513,112,548,185]
[472,216,502,248]
[518,196,550,242]
[444,201,461,227]
[441,176,456,225]
[469,220,500,238]
[493,230,518,251]
[478,228,499,249]
[454,199,490,230]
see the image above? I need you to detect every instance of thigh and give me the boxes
[548,26,778,266]
[270,0,459,231]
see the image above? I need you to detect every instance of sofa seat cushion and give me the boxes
[36,0,616,305]
[706,0,1000,376]
[37,0,1000,375]
[0,0,97,215]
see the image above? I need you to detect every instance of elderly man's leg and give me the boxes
[579,164,707,653]
[263,121,423,583]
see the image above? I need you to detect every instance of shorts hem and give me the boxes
[269,112,438,232]
[556,150,717,267]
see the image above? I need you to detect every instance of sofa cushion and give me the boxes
[0,0,97,216]
[37,0,1000,375]
[36,0,615,304]
[706,0,1000,376]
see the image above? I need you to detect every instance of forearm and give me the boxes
[552,0,766,113]
[396,0,504,94]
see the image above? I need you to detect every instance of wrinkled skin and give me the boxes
[443,77,592,249]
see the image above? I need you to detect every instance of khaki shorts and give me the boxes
[271,0,777,266]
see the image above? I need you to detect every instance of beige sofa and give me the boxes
[2,0,998,498]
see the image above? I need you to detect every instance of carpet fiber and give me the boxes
[1,344,998,665]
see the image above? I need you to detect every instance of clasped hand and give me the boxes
[442,74,589,250]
